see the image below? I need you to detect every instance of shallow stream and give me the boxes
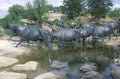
[17,44,120,79]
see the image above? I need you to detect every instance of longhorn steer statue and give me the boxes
[50,28,81,47]
[16,26,52,51]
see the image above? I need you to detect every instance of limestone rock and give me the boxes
[50,60,68,69]
[80,71,103,79]
[117,59,120,65]
[80,63,97,73]
[0,56,19,68]
[34,70,67,79]
[110,63,120,79]
[0,71,27,79]
[12,61,38,71]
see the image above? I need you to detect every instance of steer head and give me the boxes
[4,22,15,30]
[4,22,11,29]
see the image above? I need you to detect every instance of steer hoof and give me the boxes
[15,45,20,47]
[38,46,41,49]
[15,45,18,47]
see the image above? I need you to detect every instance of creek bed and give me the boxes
[16,44,120,79]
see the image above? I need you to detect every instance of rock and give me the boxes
[0,56,19,68]
[0,71,27,79]
[12,61,38,71]
[52,43,58,51]
[110,63,120,79]
[80,63,97,73]
[113,58,119,63]
[80,71,103,79]
[113,58,120,65]
[117,58,120,65]
[34,70,67,79]
[0,40,30,58]
[50,60,68,69]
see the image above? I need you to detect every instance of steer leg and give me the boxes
[82,37,86,50]
[9,35,12,40]
[43,38,52,59]
[16,39,24,47]
[92,37,98,49]
[58,38,63,47]
[46,42,52,52]
[114,31,118,39]
[26,41,30,47]
[101,36,105,50]
[38,40,42,49]
[8,34,13,40]
[111,29,118,39]
[8,30,14,40]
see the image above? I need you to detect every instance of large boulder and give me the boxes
[117,59,120,66]
[80,63,97,73]
[0,40,30,58]
[0,71,27,79]
[80,71,103,79]
[110,63,120,79]
[50,60,68,69]
[12,61,38,71]
[34,70,67,79]
[0,56,19,68]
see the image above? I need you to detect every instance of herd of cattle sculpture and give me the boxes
[4,19,120,51]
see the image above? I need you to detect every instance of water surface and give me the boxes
[17,44,119,79]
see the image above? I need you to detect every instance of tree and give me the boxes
[8,4,25,20]
[63,0,84,19]
[87,0,113,21]
[108,8,120,20]
[25,2,37,21]
[25,0,51,23]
